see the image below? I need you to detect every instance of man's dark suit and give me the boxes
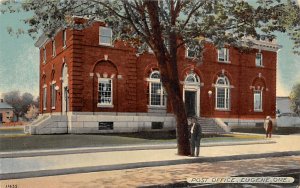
[190,122,202,156]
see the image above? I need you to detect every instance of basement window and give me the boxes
[99,122,114,130]
[151,122,164,129]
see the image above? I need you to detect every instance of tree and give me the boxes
[25,104,39,121]
[2,91,36,120]
[290,83,300,115]
[1,0,300,155]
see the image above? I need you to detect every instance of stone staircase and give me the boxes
[197,117,228,135]
[24,115,68,135]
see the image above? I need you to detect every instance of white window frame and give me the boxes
[215,76,230,110]
[99,27,113,46]
[148,46,154,53]
[43,47,46,63]
[217,48,230,63]
[52,40,56,57]
[254,90,263,111]
[186,47,196,59]
[63,29,67,48]
[51,83,56,109]
[43,86,47,110]
[255,52,263,67]
[148,71,166,107]
[98,78,113,107]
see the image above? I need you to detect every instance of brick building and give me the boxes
[27,20,281,134]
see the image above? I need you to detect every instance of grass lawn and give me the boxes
[0,130,266,152]
[231,126,300,135]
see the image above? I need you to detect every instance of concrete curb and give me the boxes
[0,140,275,158]
[1,150,299,180]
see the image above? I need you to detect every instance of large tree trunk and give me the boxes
[145,1,190,156]
[162,76,191,156]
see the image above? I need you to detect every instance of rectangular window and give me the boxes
[218,48,229,62]
[63,29,67,48]
[43,87,47,110]
[254,90,263,111]
[98,78,113,106]
[151,122,164,129]
[43,47,46,63]
[51,83,56,109]
[150,83,166,107]
[186,47,196,58]
[52,40,56,57]
[255,53,263,67]
[98,122,114,130]
[216,88,230,110]
[99,27,112,46]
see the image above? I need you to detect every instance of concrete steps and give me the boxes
[197,117,227,135]
[24,115,68,134]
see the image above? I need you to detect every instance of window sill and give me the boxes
[43,108,47,111]
[52,55,56,58]
[99,43,114,47]
[256,65,264,68]
[62,46,67,50]
[218,61,231,64]
[97,104,114,108]
[254,110,263,112]
[51,107,56,110]
[215,108,231,111]
[147,105,166,109]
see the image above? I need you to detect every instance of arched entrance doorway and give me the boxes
[183,73,201,117]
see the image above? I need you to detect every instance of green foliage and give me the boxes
[290,83,300,115]
[2,91,38,119]
[1,0,300,57]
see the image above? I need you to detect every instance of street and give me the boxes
[1,155,300,188]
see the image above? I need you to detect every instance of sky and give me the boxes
[0,3,300,98]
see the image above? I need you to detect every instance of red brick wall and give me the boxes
[39,22,277,119]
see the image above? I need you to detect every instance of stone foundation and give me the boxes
[28,112,176,134]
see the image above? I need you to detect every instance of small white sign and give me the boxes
[186,177,295,184]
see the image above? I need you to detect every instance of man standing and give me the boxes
[264,116,273,138]
[189,117,202,157]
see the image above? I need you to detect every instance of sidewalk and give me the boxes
[0,135,300,180]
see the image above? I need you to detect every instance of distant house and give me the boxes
[276,97,300,127]
[0,99,14,124]
[276,96,293,115]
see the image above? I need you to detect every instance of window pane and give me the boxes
[51,84,56,108]
[187,48,196,58]
[256,53,262,66]
[100,27,112,45]
[254,91,262,110]
[217,88,225,108]
[98,79,112,105]
[218,48,229,62]
[151,83,161,106]
[150,72,160,79]
[218,49,225,61]
[43,87,47,109]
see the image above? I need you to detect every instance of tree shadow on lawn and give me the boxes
[0,131,266,152]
